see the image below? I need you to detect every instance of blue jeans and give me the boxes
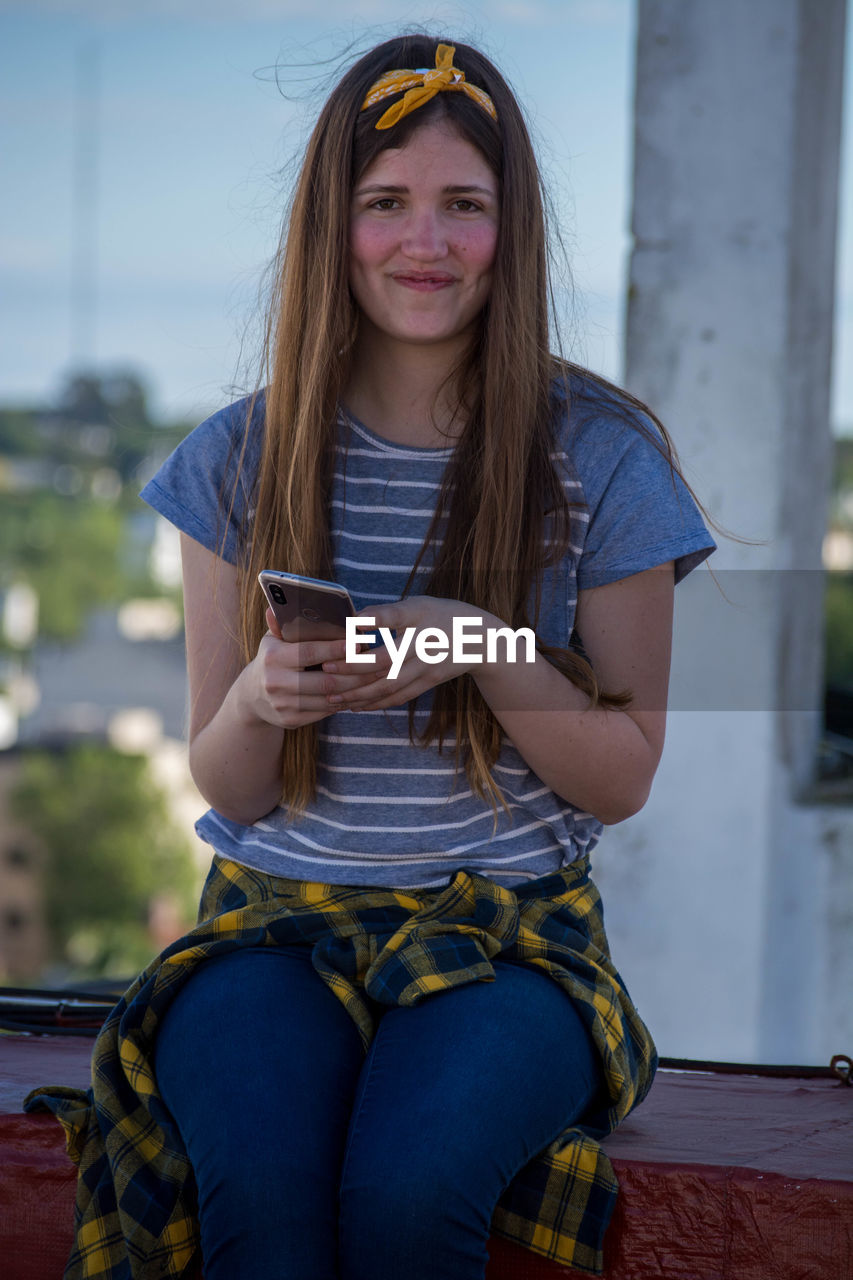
[154,944,601,1280]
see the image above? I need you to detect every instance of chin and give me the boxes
[397,318,476,346]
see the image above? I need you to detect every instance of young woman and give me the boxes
[27,34,714,1280]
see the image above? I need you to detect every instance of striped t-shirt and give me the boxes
[140,376,715,888]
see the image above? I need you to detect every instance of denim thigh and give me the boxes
[338,959,601,1280]
[154,948,601,1280]
[154,945,365,1280]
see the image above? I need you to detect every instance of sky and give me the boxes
[1,0,852,431]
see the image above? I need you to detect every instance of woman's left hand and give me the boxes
[321,596,492,710]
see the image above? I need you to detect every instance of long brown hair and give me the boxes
[235,34,676,815]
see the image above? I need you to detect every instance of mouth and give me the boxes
[392,271,456,291]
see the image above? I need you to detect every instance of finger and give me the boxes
[266,635,350,670]
[356,601,405,631]
[328,669,425,709]
[339,685,417,712]
[321,651,393,678]
[322,671,389,700]
[259,670,330,709]
[265,606,283,640]
[258,655,353,706]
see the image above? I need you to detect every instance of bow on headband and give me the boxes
[361,44,498,131]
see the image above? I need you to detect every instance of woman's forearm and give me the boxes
[472,571,672,823]
[188,661,286,825]
[472,637,663,826]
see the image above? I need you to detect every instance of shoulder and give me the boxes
[147,390,266,488]
[139,391,266,563]
[551,369,670,504]
[181,390,266,466]
[549,368,716,587]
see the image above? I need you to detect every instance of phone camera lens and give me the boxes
[269,584,287,605]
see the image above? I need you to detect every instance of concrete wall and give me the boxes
[596,0,852,1064]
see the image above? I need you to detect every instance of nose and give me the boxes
[401,208,448,261]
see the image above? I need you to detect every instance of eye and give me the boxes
[370,197,400,211]
[450,198,481,212]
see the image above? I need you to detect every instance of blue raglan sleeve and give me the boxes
[139,394,263,565]
[570,404,716,590]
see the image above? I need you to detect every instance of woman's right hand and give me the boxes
[180,535,391,821]
[180,535,388,823]
[245,608,391,729]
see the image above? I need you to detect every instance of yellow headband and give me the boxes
[360,44,498,131]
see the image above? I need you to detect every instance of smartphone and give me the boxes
[258,570,355,643]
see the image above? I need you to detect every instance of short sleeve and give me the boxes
[568,398,716,591]
[139,393,264,565]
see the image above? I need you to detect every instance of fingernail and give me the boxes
[323,663,338,673]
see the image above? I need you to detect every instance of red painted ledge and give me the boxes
[1,1034,851,1280]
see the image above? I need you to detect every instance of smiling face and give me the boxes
[348,119,499,357]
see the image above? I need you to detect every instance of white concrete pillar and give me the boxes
[596,0,849,1063]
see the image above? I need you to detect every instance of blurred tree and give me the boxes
[55,370,173,483]
[825,573,853,689]
[0,369,186,482]
[826,439,853,693]
[0,407,44,458]
[0,370,191,640]
[0,491,123,641]
[11,744,199,978]
[835,438,853,490]
[58,371,151,429]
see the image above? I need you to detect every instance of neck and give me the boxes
[344,325,471,448]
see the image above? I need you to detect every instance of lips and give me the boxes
[392,271,456,290]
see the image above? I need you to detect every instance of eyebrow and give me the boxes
[353,183,496,196]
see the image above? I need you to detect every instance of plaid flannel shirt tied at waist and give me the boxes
[24,853,657,1278]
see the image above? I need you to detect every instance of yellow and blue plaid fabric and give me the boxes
[25,854,656,1278]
